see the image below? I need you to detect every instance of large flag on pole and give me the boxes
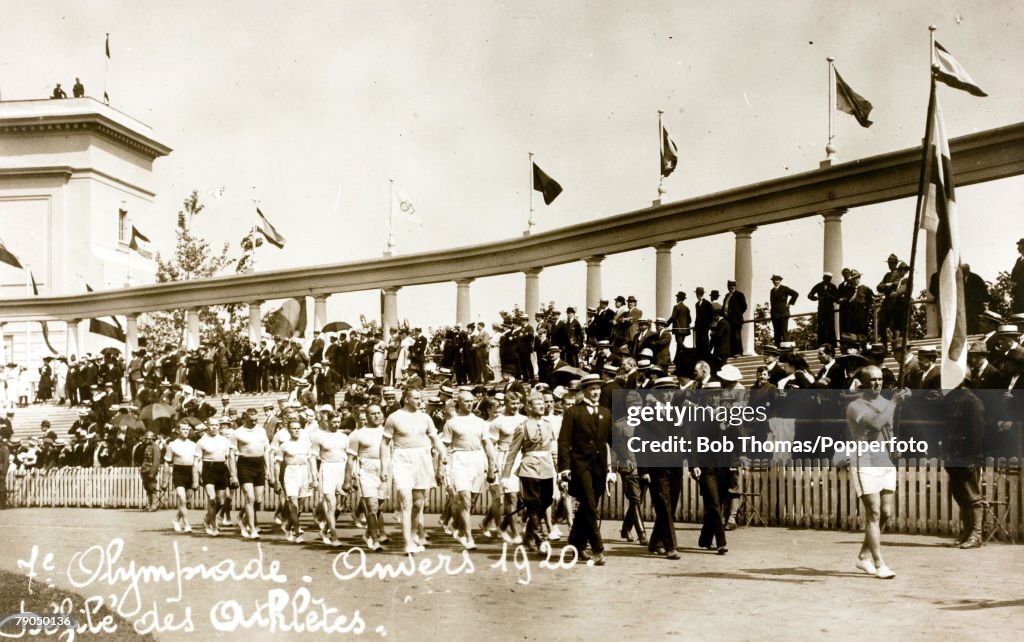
[835,68,874,128]
[256,207,287,249]
[919,93,966,388]
[26,269,58,355]
[532,162,563,205]
[933,41,987,97]
[128,225,153,258]
[660,125,679,177]
[391,184,422,225]
[0,237,22,269]
[84,282,127,342]
[266,298,307,338]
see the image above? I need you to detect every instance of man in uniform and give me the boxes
[769,275,799,345]
[557,373,613,565]
[944,384,986,549]
[876,254,903,348]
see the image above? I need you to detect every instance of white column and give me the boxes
[313,295,329,333]
[248,301,262,343]
[654,241,676,320]
[0,322,7,363]
[185,309,201,350]
[821,209,845,277]
[524,268,542,321]
[124,314,138,355]
[585,255,604,310]
[382,287,400,340]
[734,226,757,355]
[63,320,79,357]
[455,279,474,325]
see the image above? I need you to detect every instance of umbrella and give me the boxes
[322,321,352,333]
[111,414,144,429]
[550,366,588,385]
[139,403,175,422]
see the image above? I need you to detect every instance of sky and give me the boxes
[2,0,1022,330]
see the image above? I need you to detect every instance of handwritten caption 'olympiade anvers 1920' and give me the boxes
[8,537,579,639]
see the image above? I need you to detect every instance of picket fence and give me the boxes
[2,458,1020,540]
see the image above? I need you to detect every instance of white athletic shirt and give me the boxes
[347,426,384,460]
[846,396,895,468]
[383,408,437,449]
[310,430,350,463]
[195,434,231,462]
[442,414,488,451]
[489,413,524,450]
[277,436,312,465]
[164,438,196,465]
[231,426,269,458]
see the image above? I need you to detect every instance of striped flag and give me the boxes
[835,68,874,128]
[84,282,127,342]
[660,125,679,177]
[256,207,287,249]
[266,298,307,338]
[919,91,966,388]
[0,236,22,269]
[933,41,987,97]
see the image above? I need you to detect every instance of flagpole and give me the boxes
[251,198,259,273]
[657,110,667,203]
[826,57,836,162]
[24,265,32,371]
[527,152,535,236]
[386,179,395,256]
[897,25,939,388]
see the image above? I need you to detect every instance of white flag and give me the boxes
[392,184,422,225]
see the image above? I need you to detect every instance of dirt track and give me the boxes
[0,508,1021,641]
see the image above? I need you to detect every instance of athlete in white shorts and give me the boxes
[488,392,526,543]
[846,366,911,580]
[274,420,319,543]
[380,389,448,555]
[346,403,390,550]
[441,391,497,550]
[311,418,350,545]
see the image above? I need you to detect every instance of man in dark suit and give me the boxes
[769,274,799,345]
[693,287,713,357]
[590,299,615,343]
[309,330,325,365]
[709,306,732,369]
[557,374,613,565]
[960,264,989,334]
[411,328,428,379]
[668,290,692,362]
[631,319,657,358]
[1011,238,1024,313]
[807,272,839,348]
[721,280,747,356]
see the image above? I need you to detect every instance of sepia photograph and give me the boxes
[1,1,1022,640]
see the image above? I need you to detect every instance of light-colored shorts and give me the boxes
[358,458,390,500]
[493,449,520,493]
[392,446,436,492]
[319,460,347,496]
[283,464,312,498]
[448,450,487,494]
[852,464,896,497]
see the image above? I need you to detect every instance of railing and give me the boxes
[3,458,1019,540]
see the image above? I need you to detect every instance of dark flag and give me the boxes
[128,225,152,258]
[835,69,873,128]
[103,34,111,104]
[256,207,287,248]
[660,125,679,177]
[40,322,59,355]
[0,237,22,269]
[532,162,563,205]
[933,41,987,97]
[29,269,39,295]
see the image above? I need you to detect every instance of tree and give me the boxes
[987,271,1014,319]
[138,191,250,361]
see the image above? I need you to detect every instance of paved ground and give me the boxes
[0,508,1021,641]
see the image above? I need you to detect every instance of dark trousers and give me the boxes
[619,469,648,539]
[516,353,534,382]
[771,315,788,345]
[948,466,982,536]
[698,468,728,548]
[568,467,605,555]
[649,468,681,552]
[816,308,836,347]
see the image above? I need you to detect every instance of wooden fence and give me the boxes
[2,458,1020,540]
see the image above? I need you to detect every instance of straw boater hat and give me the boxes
[717,364,742,383]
